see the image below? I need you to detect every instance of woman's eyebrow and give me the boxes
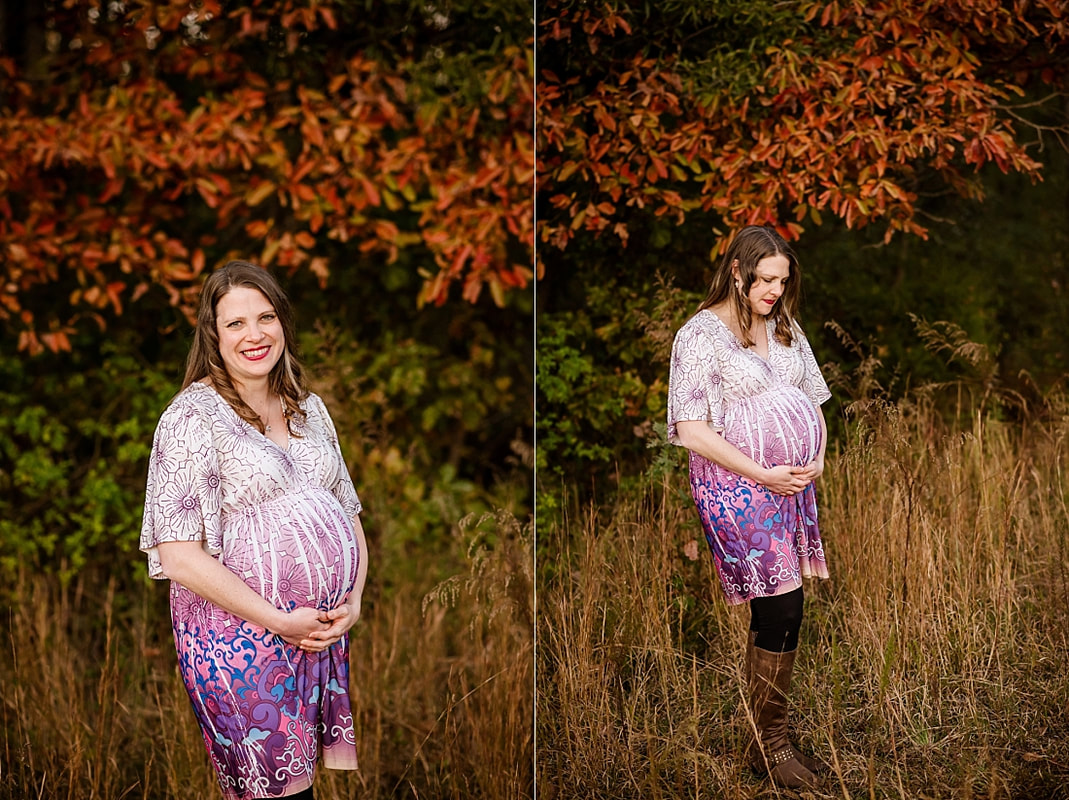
[221,308,274,324]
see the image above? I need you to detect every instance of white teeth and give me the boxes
[243,346,268,357]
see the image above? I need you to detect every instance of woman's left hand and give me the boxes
[297,598,361,652]
[796,456,824,483]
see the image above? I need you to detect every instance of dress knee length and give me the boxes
[668,311,832,604]
[141,382,361,799]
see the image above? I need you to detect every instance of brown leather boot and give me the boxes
[745,630,757,684]
[748,645,824,789]
[743,635,825,777]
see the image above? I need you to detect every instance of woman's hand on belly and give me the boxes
[794,455,825,484]
[275,607,332,648]
[762,464,813,496]
[298,600,360,652]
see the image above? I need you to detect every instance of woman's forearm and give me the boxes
[676,418,818,496]
[675,420,768,483]
[157,540,287,632]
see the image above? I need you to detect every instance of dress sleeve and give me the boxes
[312,394,362,518]
[667,319,724,444]
[139,398,223,580]
[794,322,832,407]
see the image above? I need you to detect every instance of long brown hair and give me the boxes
[182,261,308,435]
[697,225,801,347]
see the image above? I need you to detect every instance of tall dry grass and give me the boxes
[538,397,1069,799]
[0,511,532,800]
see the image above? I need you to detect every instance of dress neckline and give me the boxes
[189,381,292,452]
[702,309,774,362]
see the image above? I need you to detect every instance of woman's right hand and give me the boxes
[761,464,811,496]
[271,606,330,647]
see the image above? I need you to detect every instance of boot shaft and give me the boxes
[749,646,797,753]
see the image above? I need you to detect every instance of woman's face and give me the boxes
[741,254,791,317]
[214,286,285,388]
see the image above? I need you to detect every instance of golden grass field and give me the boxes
[0,511,532,800]
[5,337,1069,799]
[538,396,1069,799]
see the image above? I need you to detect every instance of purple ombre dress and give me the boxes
[141,382,361,799]
[668,310,832,604]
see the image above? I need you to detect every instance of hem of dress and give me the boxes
[279,775,314,798]
[720,573,828,606]
[218,774,313,800]
[322,747,359,771]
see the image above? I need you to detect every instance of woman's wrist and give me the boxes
[264,606,289,635]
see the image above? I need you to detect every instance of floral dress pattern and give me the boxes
[668,310,832,604]
[140,382,361,799]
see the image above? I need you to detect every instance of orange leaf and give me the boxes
[246,182,277,207]
[309,256,330,288]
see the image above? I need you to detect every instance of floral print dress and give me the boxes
[140,382,361,799]
[668,310,832,604]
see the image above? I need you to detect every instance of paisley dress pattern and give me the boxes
[668,310,832,604]
[141,382,361,799]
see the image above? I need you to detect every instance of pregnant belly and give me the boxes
[722,386,821,468]
[221,487,359,612]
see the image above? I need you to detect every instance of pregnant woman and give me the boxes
[141,261,368,800]
[668,225,831,790]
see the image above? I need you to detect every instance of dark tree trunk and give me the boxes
[0,0,49,83]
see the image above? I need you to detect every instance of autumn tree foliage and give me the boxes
[0,0,534,354]
[537,0,1069,261]
[535,0,1069,502]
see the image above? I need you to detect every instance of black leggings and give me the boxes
[749,587,804,652]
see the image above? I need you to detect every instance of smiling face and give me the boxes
[214,286,285,388]
[739,254,791,317]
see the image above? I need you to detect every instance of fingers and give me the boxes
[304,608,352,647]
[321,606,349,620]
[286,604,354,651]
[296,633,340,652]
[281,629,332,649]
[777,469,812,496]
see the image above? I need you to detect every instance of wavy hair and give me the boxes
[697,225,801,347]
[182,261,308,435]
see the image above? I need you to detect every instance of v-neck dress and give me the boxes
[668,310,832,604]
[140,382,361,799]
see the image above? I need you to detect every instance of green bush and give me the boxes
[0,334,179,587]
[536,277,699,519]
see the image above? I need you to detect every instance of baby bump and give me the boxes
[221,487,359,612]
[723,386,821,468]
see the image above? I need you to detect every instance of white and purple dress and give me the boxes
[668,310,832,604]
[140,382,361,799]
